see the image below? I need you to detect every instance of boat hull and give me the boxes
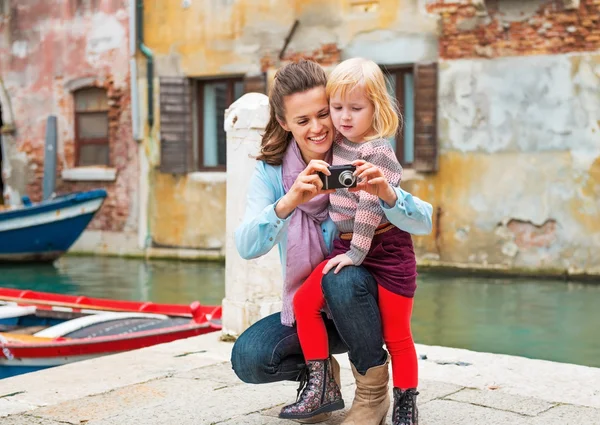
[0,324,218,379]
[0,287,223,379]
[0,190,106,263]
[0,354,97,379]
[0,251,65,263]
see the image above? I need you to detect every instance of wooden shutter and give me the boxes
[243,73,267,94]
[159,77,193,174]
[413,62,438,172]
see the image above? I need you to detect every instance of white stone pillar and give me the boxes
[222,93,284,337]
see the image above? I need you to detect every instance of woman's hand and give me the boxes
[350,159,398,207]
[275,160,334,219]
[322,253,354,275]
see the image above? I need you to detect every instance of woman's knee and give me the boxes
[231,336,266,384]
[321,266,377,308]
[230,312,299,384]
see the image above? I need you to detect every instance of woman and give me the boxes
[231,59,432,424]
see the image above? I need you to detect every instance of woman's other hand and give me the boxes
[275,160,334,218]
[322,253,354,275]
[350,159,398,207]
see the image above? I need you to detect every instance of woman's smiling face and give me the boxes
[279,86,334,164]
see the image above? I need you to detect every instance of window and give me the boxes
[197,78,244,170]
[74,87,109,166]
[382,66,415,167]
[159,74,266,174]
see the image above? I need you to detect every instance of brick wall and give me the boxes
[0,1,136,233]
[428,0,600,59]
[260,43,342,72]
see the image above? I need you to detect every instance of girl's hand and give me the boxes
[275,160,334,218]
[322,254,354,275]
[350,159,398,207]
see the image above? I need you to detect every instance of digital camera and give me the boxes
[318,164,357,190]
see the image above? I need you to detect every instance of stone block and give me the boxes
[0,398,40,418]
[173,362,241,387]
[84,380,299,425]
[419,399,530,425]
[446,388,555,416]
[531,404,600,425]
[419,379,465,403]
[0,415,63,425]
[30,377,228,424]
[218,412,291,424]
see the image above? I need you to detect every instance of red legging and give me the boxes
[294,260,418,389]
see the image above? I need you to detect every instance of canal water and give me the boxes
[1,256,598,369]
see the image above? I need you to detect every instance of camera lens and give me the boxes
[338,170,356,187]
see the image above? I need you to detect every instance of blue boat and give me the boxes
[0,189,107,262]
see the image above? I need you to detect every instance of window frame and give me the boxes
[381,65,415,168]
[196,76,244,171]
[74,87,110,167]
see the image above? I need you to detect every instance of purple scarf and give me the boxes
[281,139,331,326]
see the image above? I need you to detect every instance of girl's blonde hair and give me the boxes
[326,57,401,140]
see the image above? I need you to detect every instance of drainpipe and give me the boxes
[129,0,140,140]
[136,0,154,129]
[132,0,152,250]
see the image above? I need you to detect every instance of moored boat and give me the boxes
[0,189,108,263]
[0,287,222,379]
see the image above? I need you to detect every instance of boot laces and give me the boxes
[393,389,418,425]
[295,367,309,402]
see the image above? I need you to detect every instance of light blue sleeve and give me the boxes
[382,186,433,236]
[235,163,291,260]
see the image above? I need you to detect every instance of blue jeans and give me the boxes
[231,265,387,383]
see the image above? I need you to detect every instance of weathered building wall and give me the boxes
[141,0,437,253]
[139,0,599,275]
[0,1,138,241]
[406,0,600,275]
[149,171,226,249]
[407,53,600,275]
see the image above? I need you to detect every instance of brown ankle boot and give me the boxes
[392,388,419,425]
[296,356,341,424]
[341,356,390,425]
[279,358,344,421]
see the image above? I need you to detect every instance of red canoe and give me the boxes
[0,287,222,379]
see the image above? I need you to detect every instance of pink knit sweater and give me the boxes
[329,136,403,265]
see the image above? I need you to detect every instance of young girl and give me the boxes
[279,58,420,425]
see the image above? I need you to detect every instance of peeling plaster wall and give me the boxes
[149,171,226,250]
[0,1,137,234]
[406,53,600,274]
[143,0,438,250]
[143,0,438,76]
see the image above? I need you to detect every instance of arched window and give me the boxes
[74,87,109,166]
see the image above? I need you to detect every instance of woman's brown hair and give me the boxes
[257,60,328,165]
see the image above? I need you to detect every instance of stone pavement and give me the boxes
[0,333,599,424]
